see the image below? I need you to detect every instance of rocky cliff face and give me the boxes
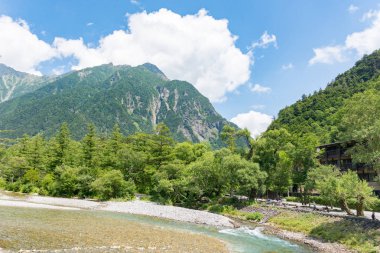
[0,63,233,147]
[0,64,53,102]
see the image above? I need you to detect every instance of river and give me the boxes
[97,211,315,253]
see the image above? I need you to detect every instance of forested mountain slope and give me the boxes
[0,63,232,146]
[269,50,380,143]
[0,64,54,103]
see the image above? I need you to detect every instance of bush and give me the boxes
[0,177,6,189]
[91,170,135,200]
[54,166,80,197]
[40,174,55,195]
[207,204,238,215]
[208,204,226,214]
[20,183,39,193]
[285,196,299,202]
[245,212,263,221]
[5,181,21,192]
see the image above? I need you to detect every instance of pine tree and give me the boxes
[82,123,97,168]
[51,123,71,168]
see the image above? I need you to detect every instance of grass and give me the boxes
[207,204,263,221]
[0,206,228,253]
[269,211,380,253]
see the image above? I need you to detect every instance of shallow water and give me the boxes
[96,211,315,253]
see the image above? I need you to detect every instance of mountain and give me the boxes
[0,64,54,102]
[269,49,380,143]
[0,63,232,146]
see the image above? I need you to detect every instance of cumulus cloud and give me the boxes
[309,9,380,65]
[53,9,251,102]
[231,110,273,138]
[0,9,255,101]
[309,46,346,65]
[348,4,359,14]
[281,63,294,70]
[0,15,56,75]
[249,83,271,94]
[86,22,94,26]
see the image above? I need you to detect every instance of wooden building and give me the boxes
[318,142,380,195]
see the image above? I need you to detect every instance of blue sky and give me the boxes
[1,0,380,136]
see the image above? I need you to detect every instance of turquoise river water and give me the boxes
[97,211,315,253]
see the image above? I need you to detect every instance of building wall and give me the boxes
[318,143,380,193]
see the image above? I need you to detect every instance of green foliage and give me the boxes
[0,64,231,148]
[269,50,380,144]
[337,89,380,172]
[270,211,380,253]
[245,212,264,221]
[306,166,377,216]
[91,170,135,200]
[0,177,6,189]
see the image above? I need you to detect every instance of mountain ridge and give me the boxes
[269,49,380,143]
[0,62,233,147]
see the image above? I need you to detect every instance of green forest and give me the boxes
[0,114,378,215]
[1,50,380,217]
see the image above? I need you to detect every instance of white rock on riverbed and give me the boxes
[0,192,235,228]
[102,200,236,228]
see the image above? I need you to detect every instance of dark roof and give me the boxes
[318,140,356,149]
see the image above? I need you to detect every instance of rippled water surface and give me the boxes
[97,211,315,253]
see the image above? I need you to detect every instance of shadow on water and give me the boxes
[95,211,315,253]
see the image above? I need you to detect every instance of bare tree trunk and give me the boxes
[356,197,365,216]
[339,199,354,215]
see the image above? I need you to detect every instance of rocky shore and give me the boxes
[0,191,235,228]
[263,225,353,253]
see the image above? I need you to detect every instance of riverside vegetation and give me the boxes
[1,49,380,253]
[269,211,380,253]
[0,121,377,217]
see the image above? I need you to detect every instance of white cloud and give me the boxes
[346,10,380,54]
[51,65,66,75]
[86,22,94,26]
[309,46,346,65]
[0,15,56,75]
[249,83,271,94]
[281,63,294,70]
[0,10,255,101]
[251,31,277,49]
[53,8,251,102]
[348,4,359,14]
[361,9,377,21]
[231,110,273,138]
[309,9,380,65]
[131,0,139,5]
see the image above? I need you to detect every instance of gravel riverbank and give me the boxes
[0,191,236,228]
[263,225,353,253]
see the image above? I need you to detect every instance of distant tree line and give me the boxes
[0,116,377,215]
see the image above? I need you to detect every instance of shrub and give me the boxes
[208,204,226,214]
[40,174,55,195]
[54,166,80,197]
[5,181,21,192]
[245,212,263,221]
[285,196,299,202]
[23,169,40,185]
[0,177,6,189]
[20,183,39,193]
[91,170,135,200]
